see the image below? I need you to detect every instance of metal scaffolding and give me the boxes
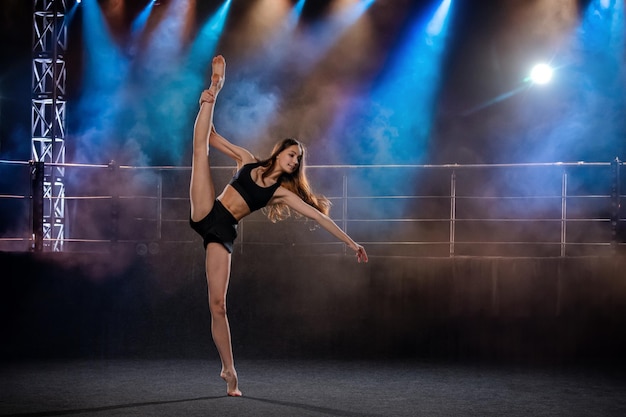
[31,0,68,251]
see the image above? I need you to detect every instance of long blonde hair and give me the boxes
[259,138,330,222]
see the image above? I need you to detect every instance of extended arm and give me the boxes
[272,188,368,263]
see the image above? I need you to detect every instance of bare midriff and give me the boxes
[217,185,253,221]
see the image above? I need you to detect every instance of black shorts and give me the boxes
[189,200,238,253]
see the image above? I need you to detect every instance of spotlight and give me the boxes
[529,63,553,85]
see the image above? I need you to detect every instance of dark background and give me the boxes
[2,249,626,367]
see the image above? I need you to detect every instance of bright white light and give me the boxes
[426,0,452,36]
[529,63,553,85]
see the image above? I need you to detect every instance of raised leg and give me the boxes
[205,243,242,397]
[189,55,226,222]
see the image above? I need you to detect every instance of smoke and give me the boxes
[34,1,626,261]
[214,72,281,154]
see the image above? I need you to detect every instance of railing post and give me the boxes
[109,160,119,253]
[156,170,163,241]
[30,161,44,252]
[449,170,456,257]
[560,170,568,257]
[610,157,621,252]
[342,173,348,256]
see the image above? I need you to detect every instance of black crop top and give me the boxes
[228,162,282,212]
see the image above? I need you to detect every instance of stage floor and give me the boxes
[1,359,625,417]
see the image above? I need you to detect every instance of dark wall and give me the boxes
[2,248,625,367]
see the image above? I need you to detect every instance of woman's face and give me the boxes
[277,144,302,174]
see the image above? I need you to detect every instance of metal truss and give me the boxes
[32,0,68,251]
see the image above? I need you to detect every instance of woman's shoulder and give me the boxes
[237,158,261,170]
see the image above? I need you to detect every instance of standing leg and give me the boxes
[205,243,242,396]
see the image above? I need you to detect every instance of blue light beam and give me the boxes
[186,0,232,76]
[130,0,155,37]
[364,0,454,163]
[426,0,451,36]
[80,0,128,91]
[580,0,624,58]
[286,0,306,31]
[64,1,80,27]
[132,0,193,85]
[74,0,130,163]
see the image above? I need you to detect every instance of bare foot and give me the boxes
[221,369,242,397]
[198,56,226,106]
[209,55,226,97]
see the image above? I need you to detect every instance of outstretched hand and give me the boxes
[355,245,368,263]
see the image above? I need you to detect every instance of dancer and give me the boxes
[189,55,368,397]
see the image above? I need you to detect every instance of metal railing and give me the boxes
[0,158,623,257]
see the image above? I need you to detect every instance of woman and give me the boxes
[189,55,368,397]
